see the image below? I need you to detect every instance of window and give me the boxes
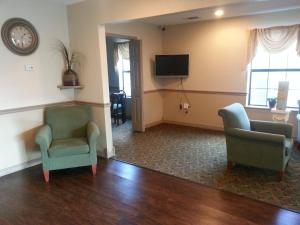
[117,48,131,97]
[248,41,300,108]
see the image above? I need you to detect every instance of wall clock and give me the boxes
[1,18,39,56]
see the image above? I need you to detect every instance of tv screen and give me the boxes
[155,54,189,78]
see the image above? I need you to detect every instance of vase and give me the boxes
[267,98,277,109]
[62,68,79,86]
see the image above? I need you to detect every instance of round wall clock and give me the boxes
[1,18,39,56]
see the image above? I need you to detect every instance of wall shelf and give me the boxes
[57,85,84,90]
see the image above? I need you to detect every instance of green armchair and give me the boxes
[218,103,293,179]
[35,105,100,182]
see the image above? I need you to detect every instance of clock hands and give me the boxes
[2,18,38,55]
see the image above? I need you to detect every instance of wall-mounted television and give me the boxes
[155,54,189,78]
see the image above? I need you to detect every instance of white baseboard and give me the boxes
[145,120,164,129]
[97,146,116,159]
[145,119,223,132]
[163,120,223,131]
[0,158,41,178]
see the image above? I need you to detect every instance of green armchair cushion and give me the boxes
[49,137,89,158]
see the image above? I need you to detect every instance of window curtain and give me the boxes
[247,24,300,65]
[113,43,119,68]
[118,42,130,60]
[113,42,130,92]
[112,43,120,90]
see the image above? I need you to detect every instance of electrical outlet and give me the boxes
[183,103,189,110]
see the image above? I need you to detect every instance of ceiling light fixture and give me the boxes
[214,9,224,17]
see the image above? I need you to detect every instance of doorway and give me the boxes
[106,34,144,134]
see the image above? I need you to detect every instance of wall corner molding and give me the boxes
[144,89,247,96]
[0,100,112,116]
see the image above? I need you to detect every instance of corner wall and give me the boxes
[0,0,72,173]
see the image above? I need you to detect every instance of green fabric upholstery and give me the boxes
[45,105,91,139]
[35,105,100,173]
[218,103,251,131]
[218,103,293,172]
[250,120,293,138]
[49,138,89,158]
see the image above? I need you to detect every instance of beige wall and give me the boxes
[0,0,71,172]
[163,91,245,130]
[67,0,247,103]
[160,10,300,134]
[0,110,43,172]
[144,92,164,126]
[67,1,300,162]
[66,0,249,141]
[0,0,72,109]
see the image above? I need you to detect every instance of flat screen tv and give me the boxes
[155,54,189,78]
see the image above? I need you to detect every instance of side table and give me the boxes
[270,109,290,122]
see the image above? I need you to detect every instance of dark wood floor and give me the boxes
[0,159,299,225]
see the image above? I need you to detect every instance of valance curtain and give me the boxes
[247,24,300,65]
[113,43,119,67]
[118,42,130,60]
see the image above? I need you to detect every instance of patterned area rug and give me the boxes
[113,121,300,212]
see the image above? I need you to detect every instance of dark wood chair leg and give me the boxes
[227,160,233,171]
[92,164,97,176]
[278,171,284,181]
[43,170,49,183]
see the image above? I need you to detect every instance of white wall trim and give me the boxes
[145,120,164,129]
[97,146,115,158]
[0,158,41,178]
[163,120,223,131]
[145,119,224,132]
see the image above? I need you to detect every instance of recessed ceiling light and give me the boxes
[214,9,224,17]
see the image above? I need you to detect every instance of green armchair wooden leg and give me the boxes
[278,171,284,181]
[227,160,233,171]
[92,164,97,176]
[43,170,49,183]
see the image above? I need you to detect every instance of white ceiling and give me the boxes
[139,0,300,26]
[46,0,85,5]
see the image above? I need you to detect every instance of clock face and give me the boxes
[1,18,39,56]
[10,25,33,49]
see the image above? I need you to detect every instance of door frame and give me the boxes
[105,32,145,132]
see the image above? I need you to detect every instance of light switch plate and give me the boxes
[24,65,34,71]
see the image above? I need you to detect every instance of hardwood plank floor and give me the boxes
[0,159,299,225]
